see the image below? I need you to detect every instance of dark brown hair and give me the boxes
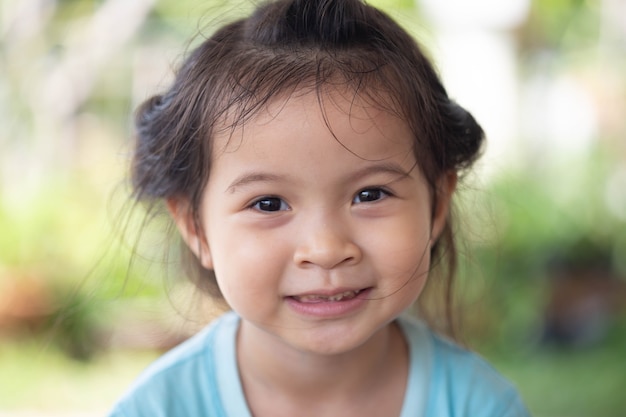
[131,0,484,336]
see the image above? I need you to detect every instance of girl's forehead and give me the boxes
[212,88,413,158]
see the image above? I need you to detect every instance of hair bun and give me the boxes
[247,0,369,45]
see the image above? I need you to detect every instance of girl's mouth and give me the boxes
[285,288,372,318]
[290,289,368,303]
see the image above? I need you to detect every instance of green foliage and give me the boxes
[521,0,601,53]
[0,173,170,360]
[455,149,624,290]
[370,0,415,11]
[44,288,107,361]
[488,318,626,417]
[484,151,625,275]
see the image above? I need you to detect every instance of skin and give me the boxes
[169,88,455,416]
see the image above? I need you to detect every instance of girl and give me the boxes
[111,0,530,416]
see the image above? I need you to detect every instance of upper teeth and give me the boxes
[296,290,362,303]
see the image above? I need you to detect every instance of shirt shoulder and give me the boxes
[428,332,531,417]
[398,316,531,417]
[107,312,239,417]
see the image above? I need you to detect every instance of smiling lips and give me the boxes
[286,288,372,318]
[291,289,366,303]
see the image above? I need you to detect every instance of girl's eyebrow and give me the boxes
[226,163,411,194]
[345,162,412,184]
[226,173,286,193]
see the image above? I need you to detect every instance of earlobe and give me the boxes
[166,198,214,270]
[430,171,457,245]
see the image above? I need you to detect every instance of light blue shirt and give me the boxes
[109,312,530,416]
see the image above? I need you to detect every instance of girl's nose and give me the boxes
[292,221,362,270]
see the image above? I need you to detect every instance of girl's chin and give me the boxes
[271,320,392,358]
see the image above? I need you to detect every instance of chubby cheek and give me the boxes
[369,219,432,302]
[383,250,430,305]
[211,230,288,316]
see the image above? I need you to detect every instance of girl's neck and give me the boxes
[236,319,408,417]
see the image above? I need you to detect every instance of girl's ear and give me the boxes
[166,198,214,270]
[430,171,458,245]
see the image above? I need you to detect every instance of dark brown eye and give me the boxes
[253,197,289,212]
[353,188,387,204]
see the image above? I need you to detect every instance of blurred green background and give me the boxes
[1,0,625,416]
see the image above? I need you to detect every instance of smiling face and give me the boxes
[171,88,452,356]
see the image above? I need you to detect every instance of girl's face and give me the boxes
[172,89,452,356]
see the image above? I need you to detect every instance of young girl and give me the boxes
[110,0,530,416]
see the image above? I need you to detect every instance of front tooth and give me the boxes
[330,291,356,302]
[299,295,324,302]
[297,290,361,302]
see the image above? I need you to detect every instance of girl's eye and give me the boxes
[353,188,389,204]
[251,197,290,212]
